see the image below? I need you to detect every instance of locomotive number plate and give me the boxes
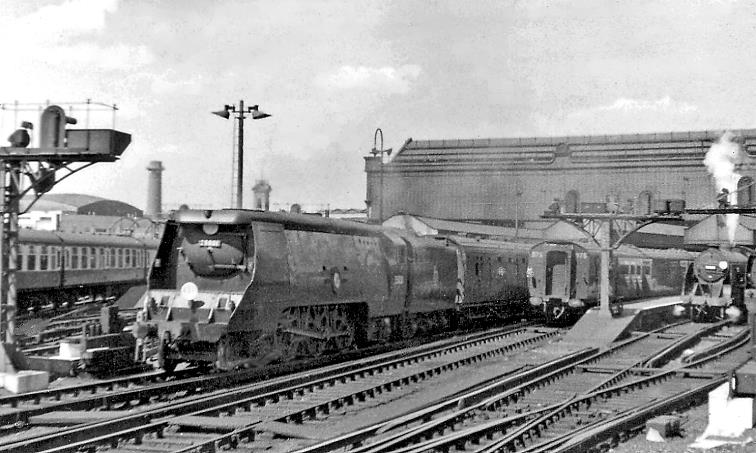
[198,239,222,248]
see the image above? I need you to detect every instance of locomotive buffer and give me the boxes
[0,105,130,384]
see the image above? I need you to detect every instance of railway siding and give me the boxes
[292,321,748,453]
[0,325,558,452]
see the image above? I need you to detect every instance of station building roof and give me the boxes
[387,129,756,169]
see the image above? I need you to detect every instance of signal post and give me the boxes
[0,104,130,381]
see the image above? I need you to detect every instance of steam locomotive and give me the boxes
[527,241,694,323]
[15,229,158,313]
[133,209,537,371]
[683,246,754,321]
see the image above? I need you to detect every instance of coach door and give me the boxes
[572,248,591,300]
[546,249,569,300]
[377,231,409,317]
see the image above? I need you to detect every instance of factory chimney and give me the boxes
[252,179,272,211]
[146,160,164,218]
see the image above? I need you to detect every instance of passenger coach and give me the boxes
[15,229,157,312]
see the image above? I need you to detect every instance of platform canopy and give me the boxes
[382,213,595,242]
[684,214,756,248]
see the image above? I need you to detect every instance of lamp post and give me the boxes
[212,101,271,209]
[370,128,392,223]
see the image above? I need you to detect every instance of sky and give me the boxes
[1,0,756,212]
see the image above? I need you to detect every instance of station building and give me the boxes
[364,129,756,226]
[19,193,158,238]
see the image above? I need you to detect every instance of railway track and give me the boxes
[0,323,559,452]
[294,320,747,453]
[16,306,137,350]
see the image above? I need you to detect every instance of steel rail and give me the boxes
[150,328,559,453]
[293,322,694,453]
[481,328,751,453]
[0,325,552,452]
[321,322,735,453]
[0,323,535,428]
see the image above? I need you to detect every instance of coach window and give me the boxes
[39,246,49,271]
[565,190,579,213]
[72,247,80,269]
[27,245,37,271]
[81,247,89,269]
[738,176,754,206]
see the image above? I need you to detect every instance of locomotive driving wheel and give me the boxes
[326,305,356,351]
[276,304,358,360]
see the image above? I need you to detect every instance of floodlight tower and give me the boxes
[212,101,271,209]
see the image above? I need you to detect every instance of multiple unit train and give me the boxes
[14,229,158,313]
[133,209,540,370]
[527,241,695,323]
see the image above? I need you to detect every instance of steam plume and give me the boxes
[703,131,744,243]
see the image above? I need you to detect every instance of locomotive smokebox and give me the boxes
[146,160,164,218]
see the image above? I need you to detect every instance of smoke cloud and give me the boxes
[703,131,744,243]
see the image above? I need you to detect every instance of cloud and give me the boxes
[8,0,119,37]
[148,71,206,95]
[596,96,697,114]
[317,65,422,94]
[0,0,153,74]
[532,95,704,136]
[41,43,154,70]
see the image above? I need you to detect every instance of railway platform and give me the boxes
[563,295,686,347]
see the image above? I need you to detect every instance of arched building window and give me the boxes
[738,176,754,206]
[638,191,653,215]
[565,190,579,213]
